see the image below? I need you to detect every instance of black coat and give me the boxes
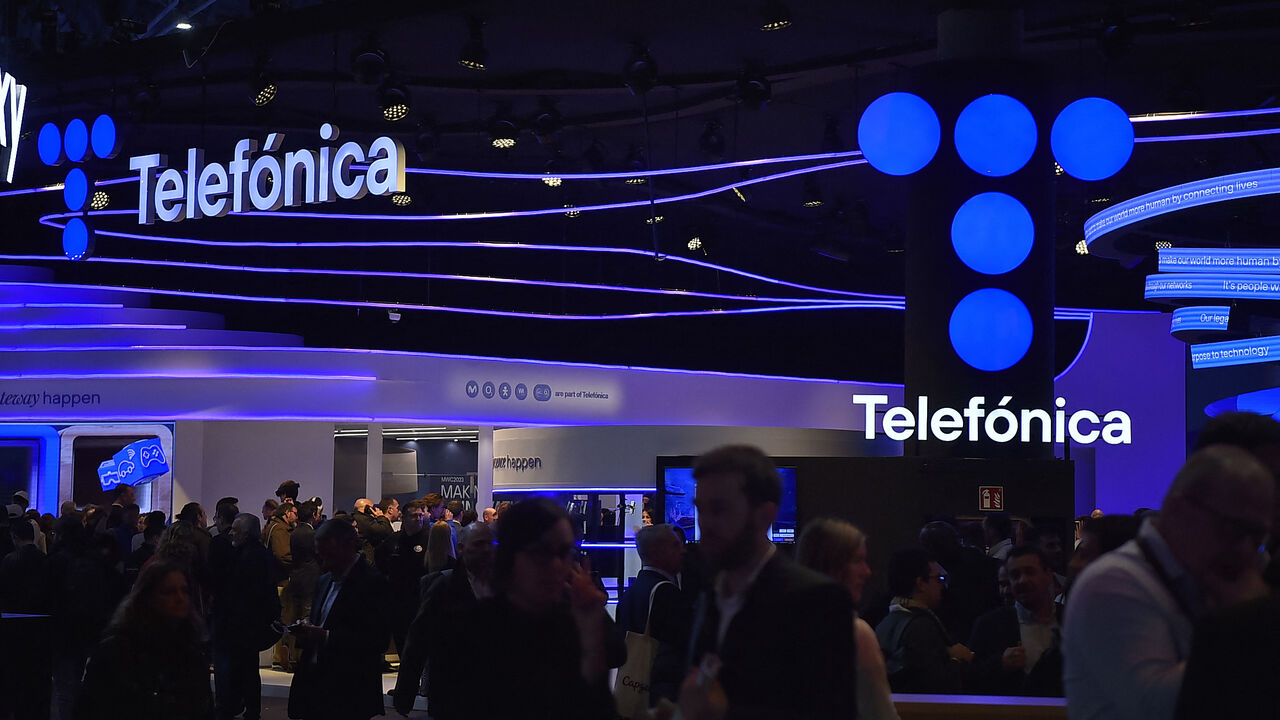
[394,568,477,720]
[77,629,213,720]
[616,569,692,705]
[1176,595,1280,720]
[689,552,856,720]
[288,557,391,720]
[210,539,281,651]
[966,605,1063,696]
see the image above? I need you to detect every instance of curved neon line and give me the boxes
[0,280,891,321]
[402,150,863,180]
[0,323,187,330]
[0,253,854,305]
[1053,313,1094,382]
[1130,107,1280,123]
[1136,127,1280,143]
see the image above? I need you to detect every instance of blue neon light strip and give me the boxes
[1190,336,1280,369]
[1171,306,1230,333]
[0,425,61,515]
[1145,273,1280,301]
[0,303,124,308]
[1130,107,1280,123]
[1136,128,1280,143]
[0,323,186,330]
[494,487,654,493]
[1085,168,1280,245]
[1159,248,1280,274]
[399,150,863,180]
[581,543,638,549]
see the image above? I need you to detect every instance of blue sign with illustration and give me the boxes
[97,437,168,490]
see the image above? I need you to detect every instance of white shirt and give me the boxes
[714,544,775,647]
[1014,601,1059,674]
[987,538,1013,562]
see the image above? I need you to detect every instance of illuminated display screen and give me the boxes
[1171,306,1230,333]
[1085,167,1280,245]
[1191,336,1280,369]
[1145,273,1280,301]
[1159,248,1280,273]
[663,466,797,543]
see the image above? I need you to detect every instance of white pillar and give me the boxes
[365,423,383,501]
[476,426,494,510]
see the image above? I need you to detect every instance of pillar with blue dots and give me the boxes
[37,114,120,260]
[858,61,1132,458]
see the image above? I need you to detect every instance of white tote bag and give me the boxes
[613,580,673,719]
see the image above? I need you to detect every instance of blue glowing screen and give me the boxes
[38,123,63,166]
[950,192,1034,275]
[90,114,120,160]
[949,288,1033,372]
[62,218,94,260]
[663,466,797,543]
[1051,97,1133,181]
[1171,306,1230,334]
[1191,336,1280,370]
[63,168,89,211]
[954,94,1037,177]
[856,92,940,176]
[64,119,89,163]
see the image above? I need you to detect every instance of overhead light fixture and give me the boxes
[351,44,388,85]
[760,0,792,31]
[563,204,579,218]
[89,191,109,210]
[391,192,412,206]
[378,79,410,122]
[1155,241,1173,250]
[490,115,518,149]
[735,71,772,110]
[644,215,664,225]
[251,68,276,107]
[802,177,824,208]
[388,310,402,323]
[1075,240,1090,255]
[459,18,487,70]
[1053,162,1065,176]
[622,42,658,95]
[624,145,647,185]
[543,156,566,187]
[699,121,725,159]
[175,20,193,31]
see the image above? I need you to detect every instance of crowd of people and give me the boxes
[2,412,1278,720]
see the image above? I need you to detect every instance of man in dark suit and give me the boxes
[682,445,855,719]
[211,513,281,720]
[288,518,392,720]
[968,545,1063,696]
[616,523,692,707]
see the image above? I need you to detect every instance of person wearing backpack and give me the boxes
[874,547,974,693]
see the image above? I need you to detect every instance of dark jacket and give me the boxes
[875,603,967,693]
[288,557,391,720]
[1176,595,1280,720]
[375,528,430,643]
[689,552,856,719]
[394,568,478,720]
[286,522,320,605]
[210,539,280,651]
[967,604,1063,696]
[616,569,692,705]
[0,545,51,613]
[353,511,393,564]
[76,628,213,720]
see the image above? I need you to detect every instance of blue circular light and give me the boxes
[951,192,1035,275]
[62,218,94,260]
[91,114,119,159]
[63,168,90,211]
[949,288,1033,372]
[954,94,1037,177]
[38,123,64,166]
[1051,97,1134,181]
[856,92,941,176]
[64,119,89,163]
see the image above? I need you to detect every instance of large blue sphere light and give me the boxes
[949,288,1033,372]
[63,168,90,212]
[954,94,1037,177]
[90,114,120,159]
[857,92,941,176]
[62,218,94,260]
[64,118,89,163]
[951,192,1035,275]
[1051,97,1134,181]
[38,123,64,166]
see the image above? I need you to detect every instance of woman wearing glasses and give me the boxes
[873,547,974,693]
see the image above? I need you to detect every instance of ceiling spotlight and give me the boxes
[623,43,658,95]
[388,310,402,323]
[378,79,410,122]
[89,190,109,210]
[563,204,580,218]
[543,156,566,187]
[175,20,193,31]
[251,70,276,107]
[543,176,562,188]
[351,44,388,85]
[1075,240,1090,255]
[459,18,487,70]
[624,145,647,184]
[1054,162,1065,176]
[391,192,412,207]
[644,215,664,225]
[490,115,518,149]
[735,71,772,110]
[1155,241,1173,250]
[760,1,792,31]
[687,236,708,255]
[802,177,824,208]
[699,121,725,159]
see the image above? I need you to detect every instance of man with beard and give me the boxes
[680,445,855,719]
[376,498,431,655]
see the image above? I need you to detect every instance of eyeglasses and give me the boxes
[1183,494,1270,549]
[927,573,949,587]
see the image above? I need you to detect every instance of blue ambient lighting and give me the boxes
[62,218,93,260]
[63,168,89,212]
[1050,97,1133,181]
[954,94,1037,177]
[494,487,654,493]
[38,123,63,166]
[1159,247,1280,273]
[1144,272,1280,301]
[1190,336,1280,369]
[856,92,940,176]
[1171,306,1230,334]
[90,115,120,159]
[950,192,1034,274]
[64,119,89,163]
[1137,128,1280,143]
[0,425,60,514]
[1085,168,1280,246]
[948,288,1033,372]
[1205,388,1280,418]
[1129,107,1280,123]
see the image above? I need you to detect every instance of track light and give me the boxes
[89,191,110,210]
[1155,241,1173,250]
[623,43,658,95]
[543,155,566,187]
[351,44,388,85]
[1075,240,1090,255]
[251,67,276,107]
[688,236,703,252]
[760,1,792,31]
[391,192,412,207]
[802,177,824,208]
[735,71,772,110]
[459,18,487,70]
[490,115,518,149]
[378,79,410,122]
[699,121,725,159]
[624,145,647,184]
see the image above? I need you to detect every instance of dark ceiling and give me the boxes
[2,0,1279,382]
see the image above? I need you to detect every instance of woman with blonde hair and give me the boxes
[425,520,457,574]
[797,517,900,720]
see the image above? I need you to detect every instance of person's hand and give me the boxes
[1001,644,1026,671]
[678,655,727,720]
[566,555,606,617]
[947,643,974,662]
[289,621,327,650]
